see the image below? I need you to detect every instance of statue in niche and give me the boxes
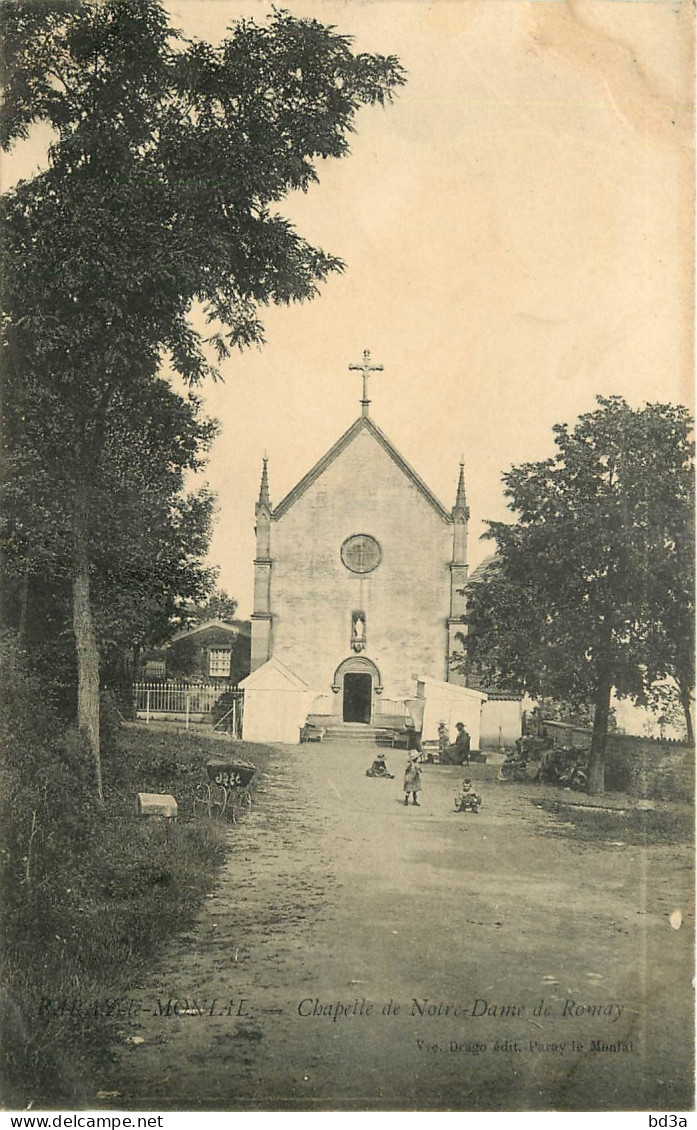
[351,613,366,652]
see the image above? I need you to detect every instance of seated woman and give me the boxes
[443,722,471,765]
[366,751,394,778]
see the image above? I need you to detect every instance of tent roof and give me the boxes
[239,656,309,691]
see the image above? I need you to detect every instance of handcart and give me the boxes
[193,758,256,823]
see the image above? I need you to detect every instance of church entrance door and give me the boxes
[342,672,372,723]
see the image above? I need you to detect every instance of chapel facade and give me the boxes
[249,354,470,728]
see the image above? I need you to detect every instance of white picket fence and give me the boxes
[133,681,243,734]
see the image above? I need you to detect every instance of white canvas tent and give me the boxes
[416,676,487,750]
[239,657,317,744]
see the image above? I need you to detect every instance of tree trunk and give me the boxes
[587,674,613,794]
[72,512,103,801]
[678,684,694,745]
[17,568,30,646]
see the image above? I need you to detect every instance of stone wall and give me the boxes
[269,426,453,705]
[544,721,694,801]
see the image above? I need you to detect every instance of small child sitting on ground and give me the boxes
[366,751,394,778]
[455,777,482,813]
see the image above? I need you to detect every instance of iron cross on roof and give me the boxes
[348,349,384,417]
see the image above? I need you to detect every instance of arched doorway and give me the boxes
[343,672,372,723]
[332,656,383,725]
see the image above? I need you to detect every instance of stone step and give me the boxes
[305,715,406,744]
[307,715,400,730]
[323,730,382,740]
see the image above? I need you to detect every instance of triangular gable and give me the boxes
[239,656,309,691]
[169,618,251,643]
[272,415,452,522]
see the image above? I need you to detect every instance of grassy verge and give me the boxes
[532,796,694,846]
[1,671,273,1108]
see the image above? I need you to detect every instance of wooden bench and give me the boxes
[376,728,411,749]
[300,724,325,743]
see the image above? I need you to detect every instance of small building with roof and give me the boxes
[142,618,251,684]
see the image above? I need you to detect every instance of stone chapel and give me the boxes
[238,353,521,747]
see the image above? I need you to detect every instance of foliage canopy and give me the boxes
[462,396,694,790]
[1,0,405,792]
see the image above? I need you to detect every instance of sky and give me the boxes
[4,0,693,730]
[161,0,693,617]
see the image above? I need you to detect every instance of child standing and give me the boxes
[403,752,422,806]
[437,722,449,761]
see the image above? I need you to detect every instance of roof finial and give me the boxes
[348,349,384,417]
[453,458,469,519]
[256,453,271,513]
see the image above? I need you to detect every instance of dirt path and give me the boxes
[104,744,693,1111]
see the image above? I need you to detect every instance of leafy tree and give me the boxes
[1,0,405,794]
[460,397,694,793]
[2,371,219,720]
[645,679,692,742]
[179,589,240,629]
[641,513,695,741]
[87,379,219,677]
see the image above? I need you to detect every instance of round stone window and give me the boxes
[341,534,382,574]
